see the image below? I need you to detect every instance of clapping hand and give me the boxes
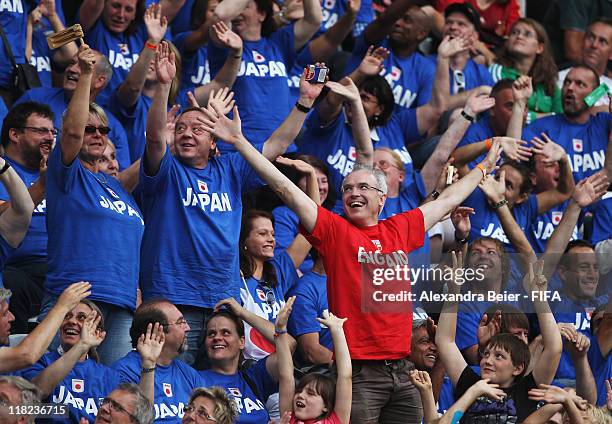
[464,93,495,117]
[479,172,506,204]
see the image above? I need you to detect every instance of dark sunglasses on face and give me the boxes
[84,125,111,135]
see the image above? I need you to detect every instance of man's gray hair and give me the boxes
[342,164,388,195]
[0,288,11,303]
[94,51,113,86]
[0,376,41,424]
[112,383,154,424]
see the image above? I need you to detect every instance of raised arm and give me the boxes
[315,312,351,424]
[293,0,322,51]
[0,282,91,373]
[159,0,186,22]
[212,0,250,25]
[419,138,502,231]
[32,312,104,398]
[435,251,469,386]
[116,4,167,108]
[61,44,96,166]
[38,0,78,66]
[452,136,531,171]
[527,385,586,424]
[531,135,574,214]
[78,0,104,31]
[0,157,35,247]
[308,0,359,61]
[262,68,326,161]
[421,94,495,193]
[408,370,437,423]
[524,261,562,385]
[276,299,296,417]
[144,42,175,176]
[561,328,597,404]
[506,76,531,139]
[137,323,165,404]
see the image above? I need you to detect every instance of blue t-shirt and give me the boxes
[83,19,148,107]
[20,350,122,423]
[199,358,277,424]
[0,157,46,264]
[138,146,262,308]
[455,300,493,352]
[0,0,39,88]
[173,32,210,95]
[208,24,297,148]
[591,192,612,245]
[524,113,610,182]
[108,92,152,164]
[427,56,494,95]
[528,201,579,253]
[272,205,313,272]
[16,87,131,169]
[45,145,144,309]
[588,333,612,407]
[0,235,12,288]
[318,0,373,37]
[346,35,435,109]
[0,97,7,124]
[113,351,202,423]
[30,29,53,87]
[287,270,332,351]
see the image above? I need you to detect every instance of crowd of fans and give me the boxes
[0,0,611,422]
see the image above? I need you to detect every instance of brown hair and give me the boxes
[239,209,279,287]
[295,373,336,419]
[486,333,531,378]
[483,303,530,335]
[497,18,558,96]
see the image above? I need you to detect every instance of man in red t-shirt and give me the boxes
[203,102,504,424]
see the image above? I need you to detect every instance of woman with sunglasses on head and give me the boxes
[19,300,123,423]
[239,158,319,360]
[182,387,238,424]
[41,44,145,365]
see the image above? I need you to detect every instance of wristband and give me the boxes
[430,190,440,200]
[233,52,243,59]
[461,109,475,123]
[491,198,508,210]
[274,329,288,338]
[145,41,158,51]
[0,162,10,175]
[295,102,311,113]
[141,366,156,373]
[476,163,487,180]
[484,138,493,151]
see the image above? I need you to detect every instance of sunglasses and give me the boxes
[84,125,111,135]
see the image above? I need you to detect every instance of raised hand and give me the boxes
[56,282,92,312]
[479,172,506,204]
[500,137,532,162]
[278,411,293,424]
[480,137,502,173]
[408,370,432,392]
[472,379,506,401]
[447,250,465,291]
[438,35,470,59]
[316,310,348,331]
[450,206,474,240]
[464,93,495,117]
[212,21,242,53]
[562,328,590,358]
[206,87,236,117]
[144,3,168,45]
[572,171,608,207]
[299,63,327,104]
[275,296,296,332]
[358,46,389,77]
[213,297,245,318]
[77,44,96,74]
[79,311,106,349]
[512,76,533,103]
[165,104,181,134]
[39,0,57,18]
[137,322,165,367]
[198,105,242,144]
[523,260,548,295]
[275,157,316,175]
[531,133,564,163]
[528,384,569,404]
[39,152,49,180]
[477,310,501,349]
[155,41,176,85]
[325,77,360,103]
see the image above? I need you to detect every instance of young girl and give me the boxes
[276,302,351,423]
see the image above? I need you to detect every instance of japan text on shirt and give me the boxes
[181,181,233,213]
[236,50,288,79]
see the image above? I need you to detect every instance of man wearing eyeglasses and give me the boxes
[94,383,153,424]
[0,101,54,334]
[14,50,131,169]
[203,102,503,423]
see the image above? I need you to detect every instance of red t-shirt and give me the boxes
[436,0,520,36]
[290,411,342,424]
[300,206,425,360]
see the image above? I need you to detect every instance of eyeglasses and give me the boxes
[341,183,384,195]
[260,284,276,307]
[167,317,189,327]
[99,397,139,423]
[184,404,218,422]
[375,159,402,171]
[20,126,58,136]
[453,70,465,93]
[84,125,111,135]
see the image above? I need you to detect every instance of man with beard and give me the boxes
[525,65,610,183]
[0,102,54,333]
[112,300,201,424]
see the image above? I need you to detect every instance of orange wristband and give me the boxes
[145,41,158,51]
[476,163,487,179]
[484,138,493,151]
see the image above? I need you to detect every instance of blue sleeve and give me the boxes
[19,356,50,381]
[397,107,423,143]
[110,356,141,383]
[287,284,322,337]
[272,207,298,253]
[138,146,173,194]
[275,251,299,295]
[246,357,279,400]
[0,98,8,125]
[227,143,265,192]
[47,142,81,193]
